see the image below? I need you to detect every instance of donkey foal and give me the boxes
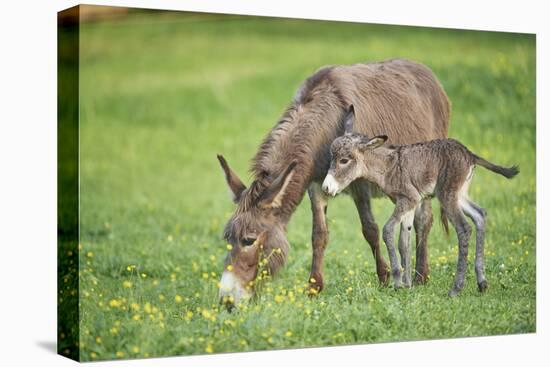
[322,110,518,296]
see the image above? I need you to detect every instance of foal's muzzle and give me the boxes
[322,173,340,196]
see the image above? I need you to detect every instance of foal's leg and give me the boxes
[443,198,472,297]
[398,210,416,288]
[461,198,488,292]
[308,182,329,294]
[350,180,390,284]
[413,199,433,284]
[383,199,417,289]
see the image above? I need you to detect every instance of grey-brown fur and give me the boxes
[217,59,450,306]
[323,110,518,296]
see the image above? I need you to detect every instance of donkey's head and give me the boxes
[322,105,388,196]
[216,155,296,308]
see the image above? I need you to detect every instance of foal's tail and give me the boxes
[473,154,519,179]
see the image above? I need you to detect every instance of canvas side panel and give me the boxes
[57,5,80,362]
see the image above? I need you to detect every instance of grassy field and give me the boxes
[64,10,535,361]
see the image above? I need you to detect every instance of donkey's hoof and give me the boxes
[377,268,391,285]
[414,273,429,285]
[307,275,323,297]
[478,280,488,293]
[307,286,322,297]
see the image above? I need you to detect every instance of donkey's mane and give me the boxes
[233,59,451,220]
[239,70,346,219]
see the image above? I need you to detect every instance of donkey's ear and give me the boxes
[343,105,355,135]
[257,160,298,209]
[217,154,247,203]
[358,135,388,151]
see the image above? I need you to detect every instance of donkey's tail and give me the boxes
[440,205,449,236]
[473,154,519,179]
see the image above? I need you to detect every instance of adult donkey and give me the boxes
[217,59,450,306]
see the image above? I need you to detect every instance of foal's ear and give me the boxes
[257,160,298,209]
[343,105,355,135]
[217,154,247,203]
[358,135,388,151]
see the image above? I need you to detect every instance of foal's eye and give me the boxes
[339,158,350,165]
[241,237,256,247]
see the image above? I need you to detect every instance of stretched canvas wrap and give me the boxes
[58,4,536,362]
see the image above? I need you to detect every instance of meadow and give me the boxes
[59,10,536,361]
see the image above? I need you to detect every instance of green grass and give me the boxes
[68,10,535,361]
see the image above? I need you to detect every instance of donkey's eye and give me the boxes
[241,237,256,247]
[339,158,350,165]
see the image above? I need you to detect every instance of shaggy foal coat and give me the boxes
[323,107,518,296]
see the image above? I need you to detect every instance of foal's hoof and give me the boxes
[393,281,404,290]
[478,280,488,293]
[448,288,460,297]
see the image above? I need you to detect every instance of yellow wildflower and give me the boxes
[144,302,152,314]
[123,281,132,288]
[108,299,122,308]
[175,295,183,303]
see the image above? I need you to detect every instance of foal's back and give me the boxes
[396,139,476,193]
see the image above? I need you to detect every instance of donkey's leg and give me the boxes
[350,181,390,284]
[461,199,488,293]
[413,199,433,284]
[443,199,472,297]
[383,199,417,289]
[307,182,329,294]
[398,210,416,288]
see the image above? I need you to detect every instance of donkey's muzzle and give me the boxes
[218,270,252,309]
[219,296,236,312]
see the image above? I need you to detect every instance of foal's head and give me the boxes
[322,105,388,196]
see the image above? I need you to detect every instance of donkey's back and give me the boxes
[294,59,450,182]
[332,59,450,143]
